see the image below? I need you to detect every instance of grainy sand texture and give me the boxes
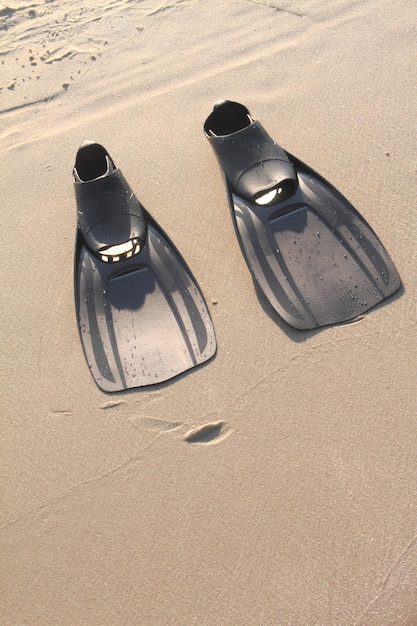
[1,0,416,624]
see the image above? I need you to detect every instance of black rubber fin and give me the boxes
[204,101,401,329]
[74,142,216,391]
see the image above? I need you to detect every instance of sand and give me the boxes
[1,0,416,624]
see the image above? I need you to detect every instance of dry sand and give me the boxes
[1,0,416,624]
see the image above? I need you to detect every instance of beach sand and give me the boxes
[1,0,416,623]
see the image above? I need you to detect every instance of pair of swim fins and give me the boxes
[74,100,401,392]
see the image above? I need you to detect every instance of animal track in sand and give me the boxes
[182,420,230,444]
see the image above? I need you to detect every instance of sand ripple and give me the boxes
[0,0,190,107]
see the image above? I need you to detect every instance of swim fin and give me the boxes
[204,100,401,330]
[74,142,216,392]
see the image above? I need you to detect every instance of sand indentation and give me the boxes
[183,420,229,444]
[129,416,183,433]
